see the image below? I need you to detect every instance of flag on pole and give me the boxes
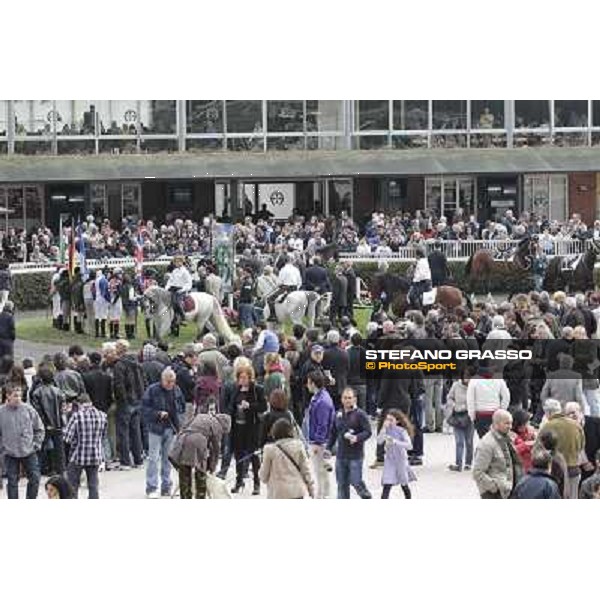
[77,217,87,279]
[59,217,65,265]
[135,231,144,282]
[68,221,76,279]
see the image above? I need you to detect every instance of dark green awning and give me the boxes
[2,147,600,182]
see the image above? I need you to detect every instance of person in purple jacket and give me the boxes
[305,370,336,499]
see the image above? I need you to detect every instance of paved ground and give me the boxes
[1,431,480,500]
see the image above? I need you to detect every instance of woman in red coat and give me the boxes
[510,409,537,473]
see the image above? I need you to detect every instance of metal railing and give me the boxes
[338,238,593,262]
[7,238,596,274]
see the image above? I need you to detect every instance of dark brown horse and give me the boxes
[543,239,600,293]
[370,272,470,317]
[465,237,534,293]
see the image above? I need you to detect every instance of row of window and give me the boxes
[2,101,600,154]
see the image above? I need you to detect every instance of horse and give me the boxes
[143,286,241,344]
[262,290,331,327]
[465,236,535,294]
[543,238,600,293]
[369,272,470,318]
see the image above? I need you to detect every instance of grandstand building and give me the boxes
[1,100,600,229]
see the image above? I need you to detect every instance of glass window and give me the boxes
[470,132,507,148]
[122,183,141,220]
[186,100,223,134]
[140,139,178,153]
[143,101,176,134]
[426,178,475,220]
[90,184,108,219]
[593,101,600,127]
[328,180,353,217]
[225,101,263,133]
[432,101,467,129]
[471,101,504,129]
[57,140,95,155]
[24,185,43,223]
[392,134,429,149]
[54,100,96,135]
[515,101,550,128]
[555,100,588,128]
[267,101,304,132]
[357,101,388,131]
[13,100,53,135]
[431,133,467,148]
[358,135,389,150]
[393,100,428,130]
[96,100,139,135]
[187,138,223,152]
[523,174,567,221]
[307,100,345,150]
[8,186,24,225]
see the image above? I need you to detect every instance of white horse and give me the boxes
[263,290,331,327]
[144,286,240,344]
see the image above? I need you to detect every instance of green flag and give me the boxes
[59,216,65,264]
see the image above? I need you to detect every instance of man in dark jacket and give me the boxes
[328,387,372,499]
[0,301,16,362]
[142,367,184,498]
[175,346,198,420]
[30,365,65,476]
[330,267,348,325]
[141,343,166,385]
[342,262,357,320]
[82,351,115,467]
[113,339,145,470]
[70,269,86,335]
[347,332,367,412]
[511,446,561,499]
[428,240,449,287]
[322,329,349,410]
[303,256,331,293]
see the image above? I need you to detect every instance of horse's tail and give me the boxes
[210,295,239,344]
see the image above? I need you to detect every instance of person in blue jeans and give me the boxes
[142,368,184,498]
[446,368,475,472]
[0,383,45,499]
[328,387,372,499]
[237,270,256,329]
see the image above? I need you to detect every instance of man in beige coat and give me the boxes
[259,419,315,499]
[473,410,523,499]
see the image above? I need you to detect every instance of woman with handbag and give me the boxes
[224,363,266,495]
[446,366,475,472]
[259,418,315,498]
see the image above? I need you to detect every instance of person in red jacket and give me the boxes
[510,409,537,473]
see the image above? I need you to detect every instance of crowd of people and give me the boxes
[3,207,600,500]
[2,207,600,264]
[1,281,600,499]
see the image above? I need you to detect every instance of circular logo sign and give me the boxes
[270,190,285,206]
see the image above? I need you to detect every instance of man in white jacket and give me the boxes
[467,365,510,439]
[165,256,193,327]
[408,247,432,310]
[267,257,302,322]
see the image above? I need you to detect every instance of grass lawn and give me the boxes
[17,306,372,353]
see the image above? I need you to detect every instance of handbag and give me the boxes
[447,410,471,429]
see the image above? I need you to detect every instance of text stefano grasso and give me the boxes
[365,349,533,361]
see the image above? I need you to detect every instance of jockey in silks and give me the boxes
[165,255,193,330]
[408,246,432,310]
[267,255,302,322]
[92,268,111,338]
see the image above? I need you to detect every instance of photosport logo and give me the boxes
[361,342,535,379]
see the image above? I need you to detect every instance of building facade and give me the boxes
[2,100,600,230]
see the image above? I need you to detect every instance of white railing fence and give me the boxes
[7,238,596,274]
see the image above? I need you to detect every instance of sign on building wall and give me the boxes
[258,183,295,220]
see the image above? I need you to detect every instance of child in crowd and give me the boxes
[377,409,416,499]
